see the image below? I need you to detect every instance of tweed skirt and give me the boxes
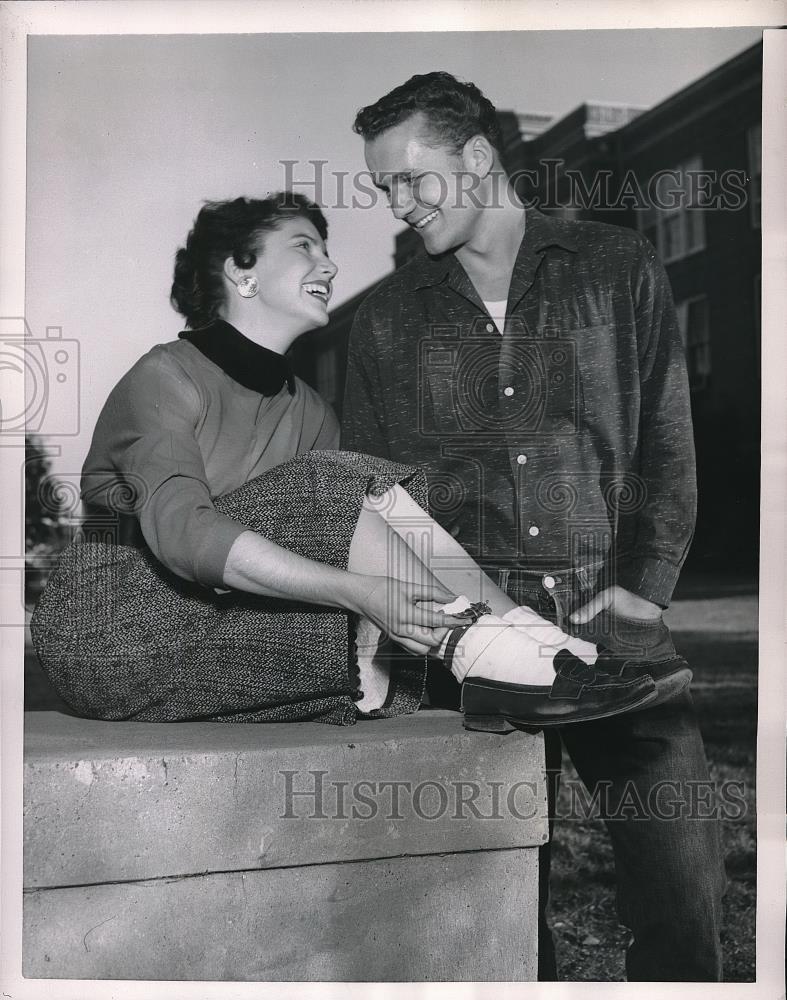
[30,450,430,726]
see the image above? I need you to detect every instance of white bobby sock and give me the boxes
[501,605,599,665]
[435,597,559,686]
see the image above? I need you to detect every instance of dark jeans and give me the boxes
[505,570,726,982]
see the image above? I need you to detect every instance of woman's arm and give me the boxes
[83,348,249,586]
[223,530,453,656]
[87,347,450,654]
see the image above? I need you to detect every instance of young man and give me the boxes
[342,72,725,981]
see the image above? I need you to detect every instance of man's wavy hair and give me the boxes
[353,71,502,155]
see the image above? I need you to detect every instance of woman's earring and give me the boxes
[237,275,259,298]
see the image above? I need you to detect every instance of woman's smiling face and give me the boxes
[249,216,338,335]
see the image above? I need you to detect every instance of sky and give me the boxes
[22,26,764,483]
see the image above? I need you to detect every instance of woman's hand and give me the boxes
[224,532,463,655]
[348,574,461,657]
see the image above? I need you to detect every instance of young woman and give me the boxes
[31,195,687,729]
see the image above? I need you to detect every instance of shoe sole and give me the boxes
[461,681,659,732]
[461,715,544,736]
[462,668,693,733]
[460,714,519,734]
[644,665,693,705]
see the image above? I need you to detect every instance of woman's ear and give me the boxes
[224,255,245,286]
[462,134,494,180]
[224,255,260,299]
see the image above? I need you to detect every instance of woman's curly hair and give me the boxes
[170,194,328,329]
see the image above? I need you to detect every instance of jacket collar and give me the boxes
[179,318,295,396]
[402,206,578,301]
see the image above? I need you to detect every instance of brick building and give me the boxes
[292,41,762,573]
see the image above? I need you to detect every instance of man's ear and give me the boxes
[462,134,495,179]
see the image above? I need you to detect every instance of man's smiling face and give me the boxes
[364,112,485,256]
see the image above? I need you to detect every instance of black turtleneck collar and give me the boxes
[179,318,295,396]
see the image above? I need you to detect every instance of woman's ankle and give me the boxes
[502,605,598,665]
[436,614,558,687]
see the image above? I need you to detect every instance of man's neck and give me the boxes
[454,190,527,302]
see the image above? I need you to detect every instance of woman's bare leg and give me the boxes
[352,486,599,674]
[354,485,516,616]
[349,488,528,712]
[347,496,455,711]
[348,486,662,727]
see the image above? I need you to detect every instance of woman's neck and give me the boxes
[218,305,296,355]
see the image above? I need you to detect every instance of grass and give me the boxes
[548,632,758,982]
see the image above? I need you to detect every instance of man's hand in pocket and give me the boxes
[570,585,662,625]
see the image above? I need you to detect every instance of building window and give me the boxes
[676,295,711,391]
[747,123,761,229]
[639,156,706,263]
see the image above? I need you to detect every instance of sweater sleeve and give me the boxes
[81,349,248,587]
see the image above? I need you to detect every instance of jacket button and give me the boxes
[503,386,514,397]
[543,575,556,590]
[528,525,540,537]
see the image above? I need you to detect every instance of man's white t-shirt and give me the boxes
[482,299,507,334]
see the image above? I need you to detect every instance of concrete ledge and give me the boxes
[24,709,547,981]
[24,848,538,981]
[25,709,548,888]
